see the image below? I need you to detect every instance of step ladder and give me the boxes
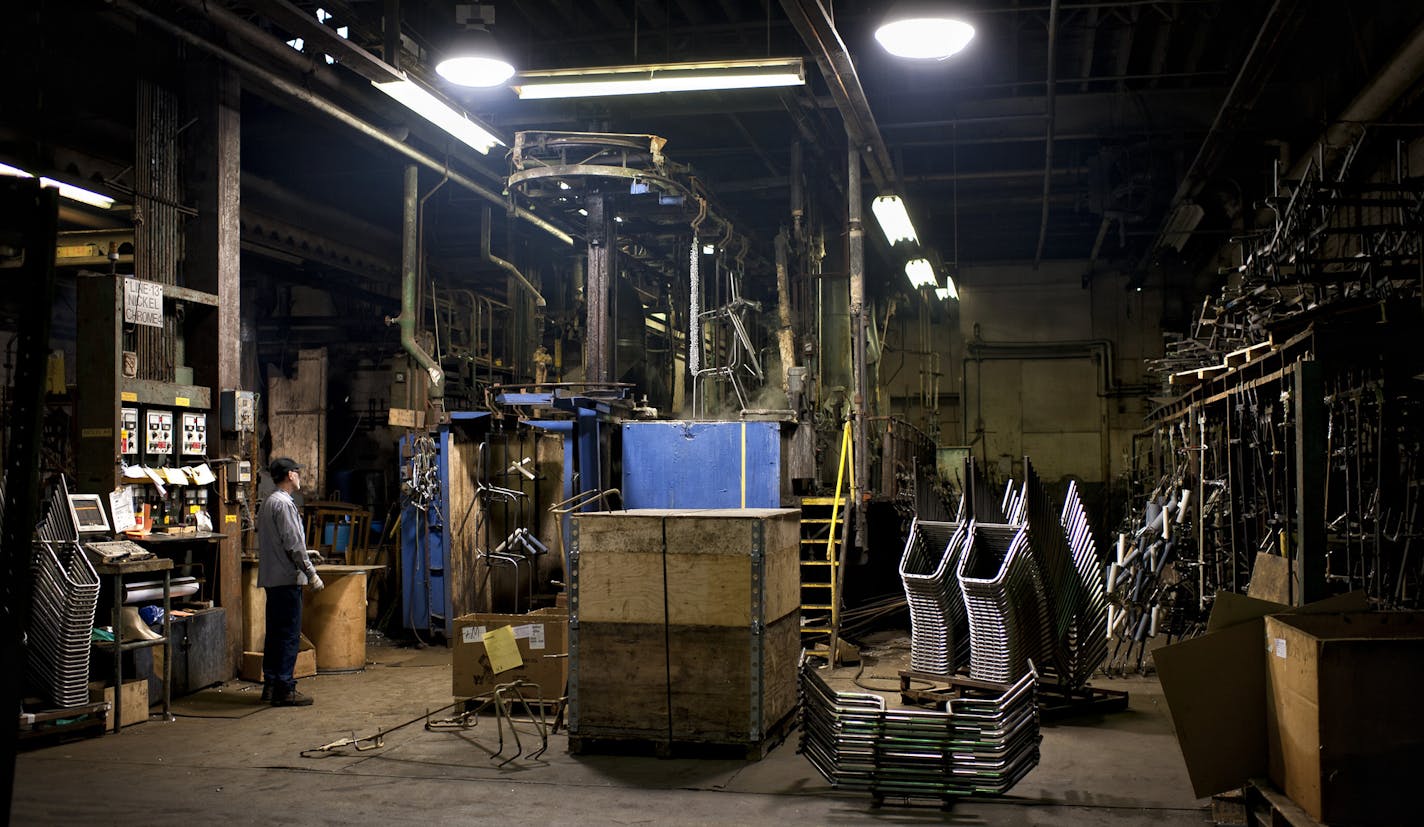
[800,421,852,663]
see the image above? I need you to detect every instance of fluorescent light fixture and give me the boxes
[371,76,502,154]
[936,276,959,301]
[0,162,114,209]
[702,243,715,254]
[905,258,938,289]
[435,27,515,88]
[513,57,805,100]
[872,195,918,245]
[876,5,975,60]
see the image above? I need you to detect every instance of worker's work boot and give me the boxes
[272,689,314,707]
[260,683,272,703]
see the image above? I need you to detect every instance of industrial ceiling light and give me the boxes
[0,162,114,209]
[512,57,805,100]
[871,195,918,245]
[905,258,938,289]
[435,26,515,88]
[936,275,959,301]
[371,75,502,154]
[875,3,975,60]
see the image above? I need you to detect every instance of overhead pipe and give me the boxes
[389,165,444,398]
[482,206,546,307]
[780,0,897,191]
[111,0,573,247]
[1032,0,1060,268]
[1287,16,1424,183]
[1134,0,1304,278]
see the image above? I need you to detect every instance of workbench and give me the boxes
[92,556,172,731]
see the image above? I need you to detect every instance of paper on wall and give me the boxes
[108,489,138,532]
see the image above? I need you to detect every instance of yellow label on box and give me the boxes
[174,396,190,407]
[225,514,237,524]
[482,626,523,674]
[81,428,113,438]
[120,391,138,402]
[189,505,201,514]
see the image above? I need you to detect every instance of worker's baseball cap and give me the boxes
[270,457,303,478]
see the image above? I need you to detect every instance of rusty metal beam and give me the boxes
[779,0,896,191]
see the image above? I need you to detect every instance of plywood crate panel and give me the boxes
[570,508,800,751]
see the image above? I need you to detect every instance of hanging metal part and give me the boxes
[692,270,764,416]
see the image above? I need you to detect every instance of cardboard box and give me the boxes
[452,608,567,699]
[1153,590,1368,798]
[239,634,317,682]
[89,679,149,731]
[1264,612,1424,825]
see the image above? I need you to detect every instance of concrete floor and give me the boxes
[15,637,1210,825]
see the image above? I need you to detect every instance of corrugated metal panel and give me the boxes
[622,421,781,509]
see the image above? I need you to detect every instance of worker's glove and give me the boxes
[310,574,325,592]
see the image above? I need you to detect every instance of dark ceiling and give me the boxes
[6,0,1424,298]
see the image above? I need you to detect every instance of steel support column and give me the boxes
[184,59,245,672]
[1,181,58,813]
[585,194,616,384]
[848,144,869,548]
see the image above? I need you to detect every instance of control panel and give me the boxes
[120,407,139,456]
[181,412,208,456]
[145,409,174,460]
[220,389,256,433]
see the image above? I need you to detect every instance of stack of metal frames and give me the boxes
[799,662,1041,799]
[1060,480,1109,686]
[898,501,970,676]
[957,520,1050,684]
[1020,462,1085,683]
[28,477,100,708]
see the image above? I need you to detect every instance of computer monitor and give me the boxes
[67,493,111,535]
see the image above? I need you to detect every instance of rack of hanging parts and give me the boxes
[689,194,709,382]
[1104,477,1201,675]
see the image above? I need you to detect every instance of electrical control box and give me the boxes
[180,412,208,456]
[220,389,256,433]
[119,408,139,456]
[144,409,174,461]
[236,460,251,483]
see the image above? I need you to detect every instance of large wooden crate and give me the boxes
[569,508,800,754]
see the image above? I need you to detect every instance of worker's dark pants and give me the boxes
[262,584,303,697]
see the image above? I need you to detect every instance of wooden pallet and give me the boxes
[1224,341,1273,368]
[17,701,109,744]
[898,671,1129,722]
[1239,778,1321,827]
[569,707,796,761]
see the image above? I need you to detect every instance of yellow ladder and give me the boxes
[801,421,852,662]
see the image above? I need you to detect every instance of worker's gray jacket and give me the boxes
[257,489,317,588]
